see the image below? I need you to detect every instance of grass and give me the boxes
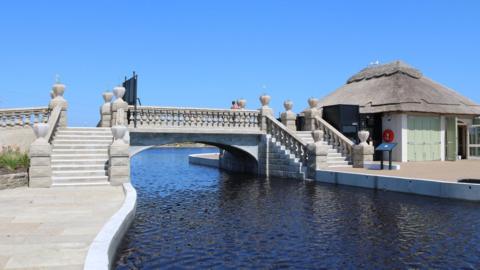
[0,150,29,172]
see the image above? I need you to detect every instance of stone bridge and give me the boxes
[20,84,364,188]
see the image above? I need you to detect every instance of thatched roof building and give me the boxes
[319,60,480,115]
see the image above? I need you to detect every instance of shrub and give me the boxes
[0,149,29,172]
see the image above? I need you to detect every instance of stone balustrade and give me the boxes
[0,107,49,128]
[127,106,260,129]
[314,116,354,160]
[264,114,309,164]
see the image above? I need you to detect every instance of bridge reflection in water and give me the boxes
[114,147,480,269]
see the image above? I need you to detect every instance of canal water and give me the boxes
[115,148,480,269]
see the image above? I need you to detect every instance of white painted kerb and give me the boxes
[84,183,137,270]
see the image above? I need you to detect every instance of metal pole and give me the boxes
[389,150,392,170]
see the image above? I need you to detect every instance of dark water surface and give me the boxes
[115,148,480,269]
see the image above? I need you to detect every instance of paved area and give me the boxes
[331,160,480,182]
[0,185,124,270]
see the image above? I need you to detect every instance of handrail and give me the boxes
[0,106,49,128]
[264,114,309,164]
[314,116,354,159]
[128,106,260,129]
[128,105,258,113]
[45,106,62,143]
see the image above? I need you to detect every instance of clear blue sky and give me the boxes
[1,0,479,126]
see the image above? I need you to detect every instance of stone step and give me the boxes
[51,159,109,165]
[52,144,110,150]
[52,175,109,184]
[52,181,110,187]
[54,135,113,140]
[52,170,108,177]
[56,130,112,135]
[327,164,352,168]
[53,139,112,145]
[327,156,347,161]
[52,150,108,155]
[58,127,111,131]
[326,160,350,165]
[52,164,107,171]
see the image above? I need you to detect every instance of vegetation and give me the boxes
[0,149,29,172]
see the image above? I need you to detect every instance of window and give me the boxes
[469,125,480,157]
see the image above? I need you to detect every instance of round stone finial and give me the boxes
[312,130,324,142]
[259,94,271,107]
[237,98,247,109]
[283,100,293,111]
[113,86,126,100]
[112,125,127,141]
[52,83,66,97]
[33,123,49,139]
[308,97,318,108]
[102,92,114,103]
[358,130,370,146]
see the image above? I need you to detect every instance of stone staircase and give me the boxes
[51,127,113,186]
[265,135,307,180]
[295,131,351,168]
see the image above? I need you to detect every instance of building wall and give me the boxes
[381,113,407,162]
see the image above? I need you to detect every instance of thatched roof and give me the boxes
[319,60,480,115]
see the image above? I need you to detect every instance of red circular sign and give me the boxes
[383,129,395,143]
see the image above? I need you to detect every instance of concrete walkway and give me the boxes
[332,160,480,182]
[0,186,124,270]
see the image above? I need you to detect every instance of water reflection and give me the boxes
[115,148,480,269]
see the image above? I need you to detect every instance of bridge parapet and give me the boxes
[127,106,260,130]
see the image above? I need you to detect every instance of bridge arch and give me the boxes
[129,131,262,174]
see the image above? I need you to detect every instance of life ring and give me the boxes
[383,129,395,143]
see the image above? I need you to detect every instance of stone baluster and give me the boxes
[111,86,128,126]
[281,100,296,131]
[49,83,68,127]
[108,125,130,185]
[303,97,320,131]
[352,130,374,168]
[100,91,113,127]
[29,123,52,188]
[259,94,273,131]
[306,130,330,179]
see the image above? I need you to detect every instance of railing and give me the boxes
[0,107,49,128]
[127,106,260,129]
[314,116,354,160]
[45,106,62,143]
[264,114,309,164]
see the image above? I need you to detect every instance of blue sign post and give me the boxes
[375,143,397,170]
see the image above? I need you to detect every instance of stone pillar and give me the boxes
[48,83,68,127]
[281,100,296,130]
[108,125,130,185]
[111,86,129,126]
[100,91,113,127]
[307,130,330,178]
[352,130,374,168]
[259,94,273,131]
[29,123,52,188]
[238,99,246,110]
[303,97,320,131]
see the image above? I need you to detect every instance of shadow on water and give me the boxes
[115,148,480,269]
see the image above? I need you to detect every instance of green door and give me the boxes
[445,116,457,161]
[407,116,441,161]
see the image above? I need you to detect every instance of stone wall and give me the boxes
[0,172,28,190]
[219,151,258,174]
[0,127,36,152]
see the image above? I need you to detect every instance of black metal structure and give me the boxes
[375,143,397,170]
[122,72,138,127]
[322,105,360,142]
